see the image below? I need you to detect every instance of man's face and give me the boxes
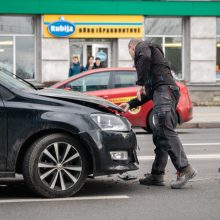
[72,58,78,64]
[128,45,135,60]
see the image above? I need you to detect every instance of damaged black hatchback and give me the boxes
[0,69,138,198]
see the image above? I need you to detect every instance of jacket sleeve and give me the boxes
[128,93,152,109]
[135,46,151,86]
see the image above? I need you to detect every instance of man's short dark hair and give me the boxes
[95,57,101,61]
[128,38,143,47]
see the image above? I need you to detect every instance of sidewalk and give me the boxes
[179,106,220,129]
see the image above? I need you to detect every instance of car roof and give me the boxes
[53,67,136,87]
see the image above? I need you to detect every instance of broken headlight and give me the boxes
[91,113,131,131]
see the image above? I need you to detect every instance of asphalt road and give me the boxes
[0,128,220,220]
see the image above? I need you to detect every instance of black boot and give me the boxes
[139,173,165,186]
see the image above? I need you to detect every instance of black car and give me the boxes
[0,70,138,198]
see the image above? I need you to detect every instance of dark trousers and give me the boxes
[151,85,189,175]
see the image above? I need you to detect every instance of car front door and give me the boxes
[67,71,113,100]
[0,87,7,171]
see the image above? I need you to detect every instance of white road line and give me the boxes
[0,195,129,204]
[138,154,220,161]
[183,143,220,146]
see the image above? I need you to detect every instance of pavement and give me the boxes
[178,106,220,129]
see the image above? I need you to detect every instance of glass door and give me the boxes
[69,44,84,66]
[69,41,112,68]
[92,44,111,68]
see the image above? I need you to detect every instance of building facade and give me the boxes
[1,0,220,104]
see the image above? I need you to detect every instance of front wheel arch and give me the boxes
[22,133,89,198]
[16,129,94,175]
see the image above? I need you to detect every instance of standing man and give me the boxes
[120,39,197,189]
[69,56,85,77]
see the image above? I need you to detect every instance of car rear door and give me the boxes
[111,70,152,127]
[0,86,7,171]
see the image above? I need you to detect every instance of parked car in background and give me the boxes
[0,69,138,198]
[52,68,193,132]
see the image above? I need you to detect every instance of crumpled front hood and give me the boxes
[30,88,123,112]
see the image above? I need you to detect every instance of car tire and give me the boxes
[145,110,154,133]
[144,110,178,133]
[23,133,88,198]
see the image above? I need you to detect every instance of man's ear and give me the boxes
[132,45,136,51]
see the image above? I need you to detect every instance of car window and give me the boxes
[113,71,137,88]
[67,72,111,92]
[0,70,34,90]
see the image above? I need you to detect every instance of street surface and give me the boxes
[0,128,220,220]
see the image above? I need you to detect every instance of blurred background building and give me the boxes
[0,0,220,104]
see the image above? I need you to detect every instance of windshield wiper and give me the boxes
[0,67,38,90]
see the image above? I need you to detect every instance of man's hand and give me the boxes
[137,86,146,101]
[119,103,130,112]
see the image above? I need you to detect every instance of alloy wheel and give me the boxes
[38,142,82,191]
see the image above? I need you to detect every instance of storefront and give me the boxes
[1,0,220,104]
[42,14,143,83]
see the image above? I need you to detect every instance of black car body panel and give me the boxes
[30,88,124,113]
[0,78,138,179]
[0,93,7,171]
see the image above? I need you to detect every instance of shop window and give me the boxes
[0,36,13,73]
[145,17,183,79]
[0,16,35,79]
[16,36,35,79]
[216,18,220,80]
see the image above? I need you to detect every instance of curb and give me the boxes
[178,122,220,129]
[133,122,220,133]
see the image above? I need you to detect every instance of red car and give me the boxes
[52,68,193,132]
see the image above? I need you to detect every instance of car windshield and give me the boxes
[0,69,35,90]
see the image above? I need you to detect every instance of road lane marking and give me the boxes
[138,154,220,160]
[0,195,129,204]
[183,143,220,146]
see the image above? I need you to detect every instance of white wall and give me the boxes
[118,39,134,67]
[190,17,216,83]
[41,38,70,83]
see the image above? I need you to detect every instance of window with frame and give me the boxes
[216,18,220,80]
[113,71,137,88]
[67,72,111,92]
[144,17,183,79]
[0,16,35,79]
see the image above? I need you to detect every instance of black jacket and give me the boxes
[128,41,176,109]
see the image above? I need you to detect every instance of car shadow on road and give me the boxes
[0,179,34,199]
[0,175,141,199]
